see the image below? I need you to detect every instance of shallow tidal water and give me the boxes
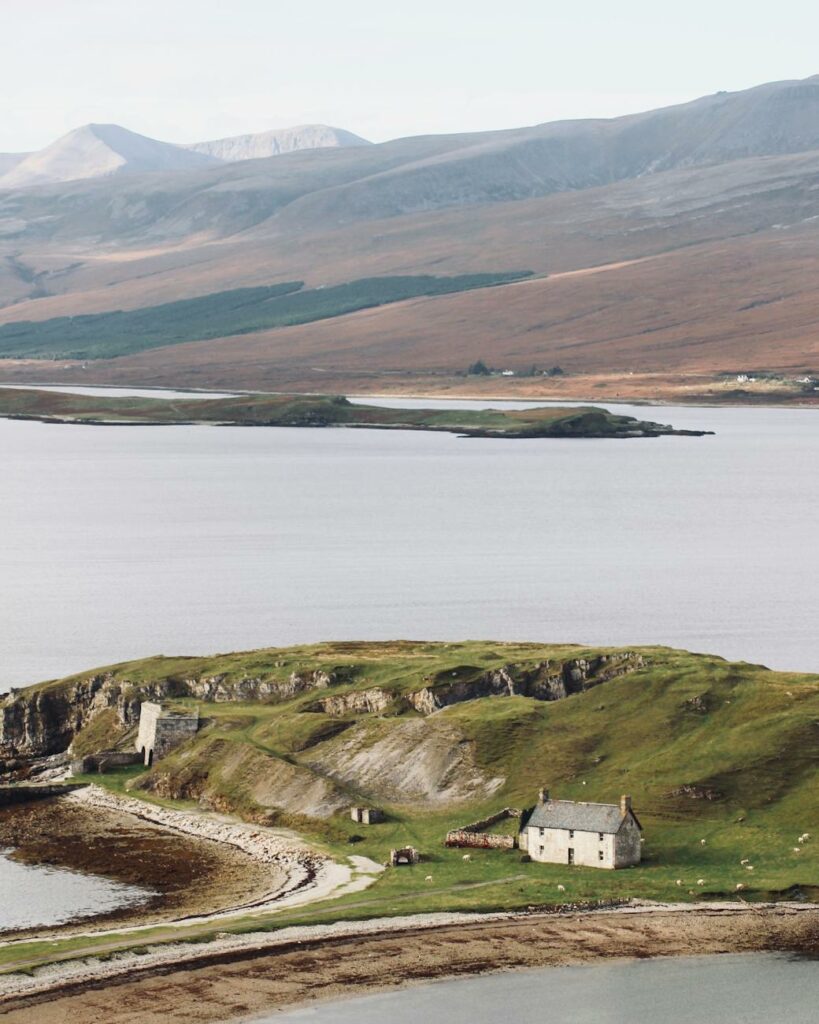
[266,953,819,1024]
[1,396,818,689]
[0,849,149,932]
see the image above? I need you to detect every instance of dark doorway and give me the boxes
[567,848,575,865]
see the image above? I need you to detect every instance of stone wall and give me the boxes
[70,750,143,775]
[445,807,522,849]
[614,818,642,867]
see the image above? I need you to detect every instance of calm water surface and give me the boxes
[1,399,818,688]
[0,849,149,931]
[267,953,819,1024]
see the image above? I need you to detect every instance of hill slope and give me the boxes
[3,77,819,392]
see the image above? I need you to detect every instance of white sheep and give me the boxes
[675,879,683,886]
[557,884,566,892]
[700,839,707,845]
[793,847,802,853]
[745,865,754,871]
[740,858,750,865]
[424,875,433,882]
[736,883,746,891]
[697,878,706,886]
[462,854,471,862]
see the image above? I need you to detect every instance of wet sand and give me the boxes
[0,796,275,937]
[1,905,816,1024]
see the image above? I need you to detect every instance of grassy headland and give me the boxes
[3,640,816,921]
[0,389,710,437]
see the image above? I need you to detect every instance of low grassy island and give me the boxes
[0,389,712,438]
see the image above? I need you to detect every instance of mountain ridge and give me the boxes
[3,75,819,393]
[0,122,372,190]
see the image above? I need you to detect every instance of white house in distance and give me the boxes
[520,788,642,869]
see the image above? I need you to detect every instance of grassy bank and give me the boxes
[0,389,710,437]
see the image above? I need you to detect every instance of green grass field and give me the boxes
[1,640,816,972]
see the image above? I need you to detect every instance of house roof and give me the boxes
[526,799,639,834]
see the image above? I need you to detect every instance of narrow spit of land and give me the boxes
[0,904,816,1024]
[0,389,712,438]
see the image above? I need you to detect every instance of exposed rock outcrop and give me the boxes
[406,653,643,715]
[314,688,395,717]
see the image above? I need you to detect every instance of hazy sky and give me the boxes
[3,0,819,150]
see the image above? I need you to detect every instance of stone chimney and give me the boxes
[620,794,632,815]
[539,787,550,804]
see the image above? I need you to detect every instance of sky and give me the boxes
[2,0,819,151]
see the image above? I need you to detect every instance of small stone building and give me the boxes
[520,789,642,869]
[389,846,420,866]
[350,806,385,825]
[136,702,199,766]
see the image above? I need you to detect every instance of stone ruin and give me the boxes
[445,807,523,850]
[389,846,420,866]
[70,750,143,776]
[350,806,385,825]
[136,701,199,766]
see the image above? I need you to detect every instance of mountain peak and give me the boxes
[186,124,371,162]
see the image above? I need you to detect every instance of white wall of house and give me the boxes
[525,819,641,869]
[527,825,616,868]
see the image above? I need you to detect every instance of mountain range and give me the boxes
[0,122,371,189]
[2,76,819,399]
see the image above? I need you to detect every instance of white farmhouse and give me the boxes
[520,788,642,869]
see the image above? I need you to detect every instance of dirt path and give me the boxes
[0,904,816,1024]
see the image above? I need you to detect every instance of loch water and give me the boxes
[265,952,819,1024]
[0,848,150,932]
[1,396,818,689]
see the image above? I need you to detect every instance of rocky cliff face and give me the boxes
[0,653,643,762]
[0,667,342,760]
[406,653,643,715]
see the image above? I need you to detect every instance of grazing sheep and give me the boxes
[697,878,706,886]
[557,884,566,892]
[700,839,707,845]
[740,858,750,865]
[745,865,754,871]
[793,847,802,853]
[736,883,746,891]
[462,854,471,862]
[424,875,433,882]
[675,879,683,886]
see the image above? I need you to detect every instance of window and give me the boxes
[568,830,575,839]
[539,827,545,837]
[539,846,544,855]
[599,832,605,841]
[599,850,605,862]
